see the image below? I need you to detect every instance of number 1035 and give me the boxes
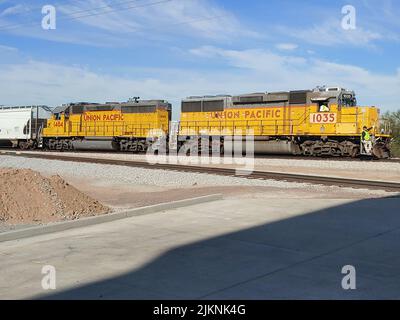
[310,113,337,124]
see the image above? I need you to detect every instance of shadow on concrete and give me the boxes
[41,196,400,299]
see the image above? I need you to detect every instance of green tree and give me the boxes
[382,111,400,157]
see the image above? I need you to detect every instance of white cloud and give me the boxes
[34,0,258,44]
[0,44,17,52]
[190,46,307,72]
[144,0,259,39]
[0,0,258,46]
[0,48,399,118]
[0,4,27,17]
[189,46,400,111]
[0,60,230,119]
[57,0,142,34]
[275,43,298,51]
[360,0,400,30]
[277,19,384,47]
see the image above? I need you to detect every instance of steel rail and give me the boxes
[0,147,399,163]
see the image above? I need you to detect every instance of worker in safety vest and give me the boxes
[361,126,373,141]
[319,104,330,112]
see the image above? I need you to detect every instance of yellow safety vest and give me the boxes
[363,130,371,141]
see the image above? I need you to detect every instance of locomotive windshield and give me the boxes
[340,93,357,107]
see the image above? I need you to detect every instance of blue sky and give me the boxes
[0,0,399,119]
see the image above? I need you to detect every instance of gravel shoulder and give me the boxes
[12,151,400,182]
[0,155,396,208]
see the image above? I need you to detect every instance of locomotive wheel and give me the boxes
[18,141,29,150]
[350,147,359,158]
[372,145,389,159]
[29,141,37,150]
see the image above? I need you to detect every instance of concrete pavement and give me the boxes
[0,195,399,299]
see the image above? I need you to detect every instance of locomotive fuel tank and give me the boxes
[223,137,300,155]
[71,138,120,151]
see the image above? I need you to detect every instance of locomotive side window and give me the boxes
[341,93,356,107]
[318,101,330,112]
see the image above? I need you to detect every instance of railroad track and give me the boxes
[253,154,400,163]
[0,146,399,163]
[1,150,400,192]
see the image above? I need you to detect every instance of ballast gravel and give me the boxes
[0,155,395,197]
[23,151,399,173]
[254,157,400,172]
[0,155,296,188]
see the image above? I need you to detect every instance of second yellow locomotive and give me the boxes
[179,86,391,158]
[43,99,171,151]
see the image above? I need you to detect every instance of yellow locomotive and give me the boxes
[179,86,391,158]
[42,99,171,151]
[37,87,391,158]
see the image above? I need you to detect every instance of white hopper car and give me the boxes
[0,106,51,148]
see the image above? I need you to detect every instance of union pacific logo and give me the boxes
[83,114,124,121]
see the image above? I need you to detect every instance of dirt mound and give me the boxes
[0,168,110,224]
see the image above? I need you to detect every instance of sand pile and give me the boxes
[0,168,110,224]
